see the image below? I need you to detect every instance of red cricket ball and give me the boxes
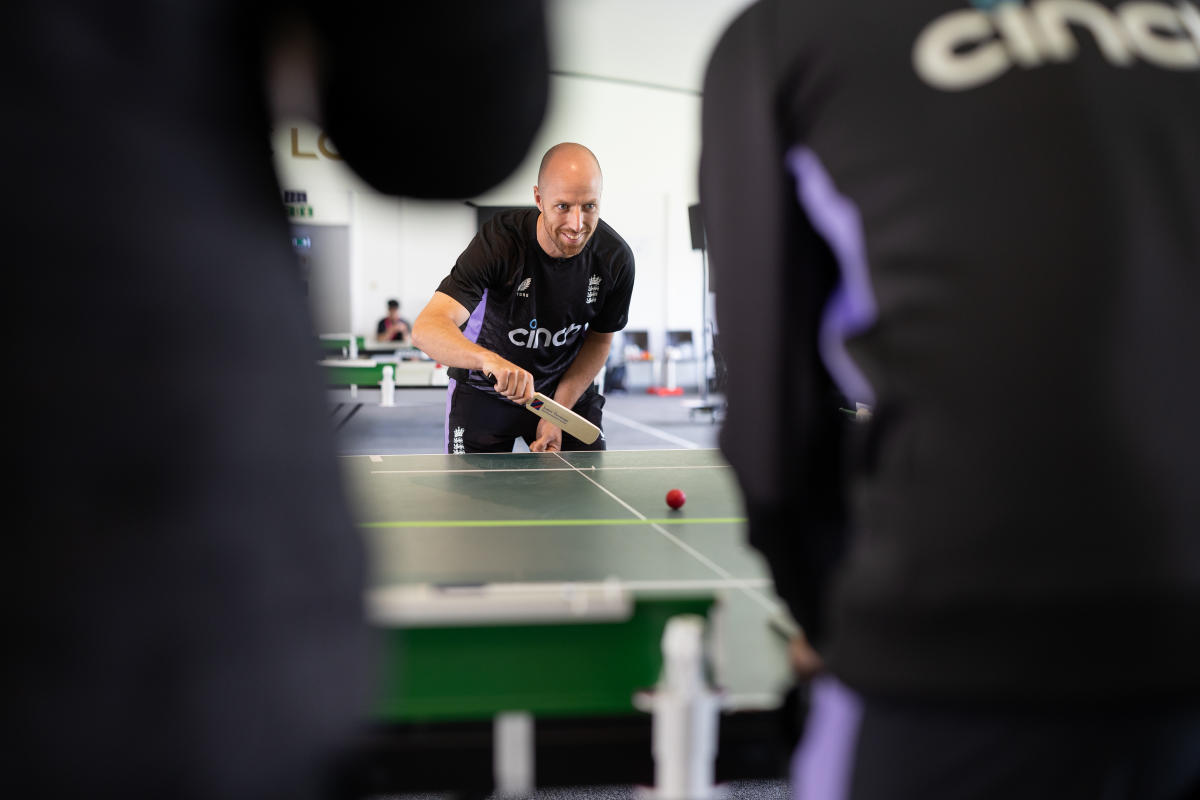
[666,488,686,510]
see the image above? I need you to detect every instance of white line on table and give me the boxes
[368,465,729,475]
[433,578,772,592]
[551,452,781,618]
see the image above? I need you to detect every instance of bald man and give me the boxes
[413,143,635,453]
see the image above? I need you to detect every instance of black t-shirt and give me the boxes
[437,208,635,397]
[377,316,410,340]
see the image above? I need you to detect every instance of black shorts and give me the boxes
[445,381,606,454]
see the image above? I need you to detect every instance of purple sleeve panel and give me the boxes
[792,675,865,800]
[462,288,489,344]
[787,146,878,406]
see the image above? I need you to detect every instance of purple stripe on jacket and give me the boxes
[793,676,865,800]
[788,146,877,405]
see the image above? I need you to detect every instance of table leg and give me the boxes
[494,710,535,797]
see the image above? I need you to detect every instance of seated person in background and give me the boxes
[377,298,411,343]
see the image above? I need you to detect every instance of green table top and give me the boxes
[317,335,365,352]
[340,449,793,721]
[319,358,445,388]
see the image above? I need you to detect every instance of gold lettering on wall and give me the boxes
[317,133,343,160]
[291,128,317,159]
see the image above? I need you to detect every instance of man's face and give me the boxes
[534,166,602,258]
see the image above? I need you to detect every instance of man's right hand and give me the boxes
[413,293,533,402]
[789,632,825,681]
[482,357,535,405]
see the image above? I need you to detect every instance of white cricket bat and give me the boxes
[486,372,601,444]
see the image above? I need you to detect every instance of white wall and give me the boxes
[271,123,477,337]
[270,0,754,359]
[272,86,703,359]
[545,0,750,95]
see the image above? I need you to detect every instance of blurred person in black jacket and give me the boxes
[701,1,1200,798]
[4,2,547,797]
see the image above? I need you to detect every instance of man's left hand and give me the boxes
[530,419,562,452]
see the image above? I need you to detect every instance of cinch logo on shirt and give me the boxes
[507,322,588,349]
[914,0,1200,91]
